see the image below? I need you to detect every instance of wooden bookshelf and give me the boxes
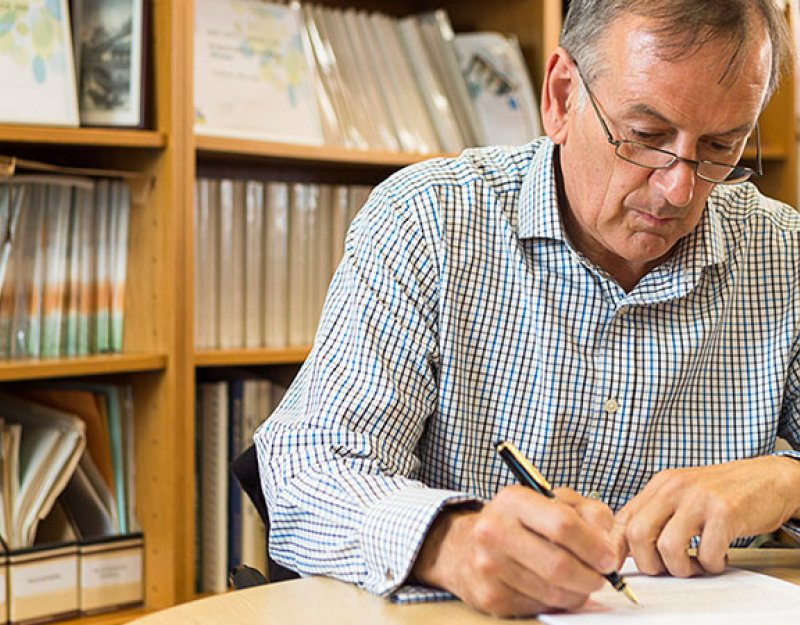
[0,126,165,149]
[3,1,794,624]
[195,347,310,367]
[195,135,451,167]
[0,353,168,382]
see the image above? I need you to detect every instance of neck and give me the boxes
[553,148,665,293]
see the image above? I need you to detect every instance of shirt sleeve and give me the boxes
[254,180,479,597]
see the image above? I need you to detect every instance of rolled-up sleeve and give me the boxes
[254,179,479,597]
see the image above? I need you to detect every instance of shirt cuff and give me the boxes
[360,486,481,596]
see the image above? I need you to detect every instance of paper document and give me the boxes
[540,559,800,624]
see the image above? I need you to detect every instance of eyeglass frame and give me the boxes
[572,64,762,184]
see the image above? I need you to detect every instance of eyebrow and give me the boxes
[624,102,755,138]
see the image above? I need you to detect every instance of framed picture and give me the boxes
[0,0,79,126]
[72,0,146,127]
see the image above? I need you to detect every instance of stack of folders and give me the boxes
[0,386,144,624]
[195,372,287,592]
[193,178,372,350]
[193,0,543,152]
[0,176,131,361]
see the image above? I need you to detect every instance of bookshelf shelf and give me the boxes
[195,134,451,167]
[0,125,166,149]
[0,353,169,383]
[194,347,311,367]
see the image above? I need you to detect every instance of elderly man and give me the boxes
[256,0,800,617]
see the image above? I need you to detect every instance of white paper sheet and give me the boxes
[540,558,800,624]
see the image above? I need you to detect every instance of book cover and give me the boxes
[194,0,323,145]
[0,0,79,126]
[454,32,543,146]
[0,393,86,549]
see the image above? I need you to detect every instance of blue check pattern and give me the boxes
[255,137,800,602]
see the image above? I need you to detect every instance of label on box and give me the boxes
[82,551,141,588]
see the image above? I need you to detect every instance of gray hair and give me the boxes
[560,0,791,100]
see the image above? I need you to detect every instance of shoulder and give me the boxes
[371,139,548,211]
[708,183,800,233]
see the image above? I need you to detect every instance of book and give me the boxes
[10,182,47,359]
[197,381,229,594]
[0,0,79,126]
[368,12,440,154]
[0,182,25,359]
[108,179,130,352]
[14,388,114,494]
[398,17,466,153]
[194,178,220,349]
[41,182,73,358]
[243,181,265,348]
[416,10,485,147]
[303,4,367,150]
[454,32,543,146]
[263,182,289,348]
[72,0,147,127]
[93,179,111,353]
[194,0,323,145]
[288,183,314,346]
[0,393,86,549]
[217,179,245,349]
[310,184,332,337]
[60,454,119,539]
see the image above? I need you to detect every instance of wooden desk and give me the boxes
[129,549,800,624]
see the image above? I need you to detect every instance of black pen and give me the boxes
[495,440,640,605]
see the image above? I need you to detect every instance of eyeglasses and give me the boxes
[575,67,762,184]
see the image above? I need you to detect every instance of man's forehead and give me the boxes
[599,15,771,117]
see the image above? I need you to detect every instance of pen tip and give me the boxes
[622,585,640,606]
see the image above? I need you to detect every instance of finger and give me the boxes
[500,545,595,611]
[609,520,630,569]
[696,518,732,575]
[510,528,608,597]
[624,497,675,576]
[522,495,617,574]
[656,511,705,578]
[556,488,615,533]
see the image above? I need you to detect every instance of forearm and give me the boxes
[256,416,479,595]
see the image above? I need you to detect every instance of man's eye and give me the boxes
[629,129,664,143]
[707,141,736,153]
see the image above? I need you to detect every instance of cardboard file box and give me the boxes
[78,533,144,615]
[7,543,79,625]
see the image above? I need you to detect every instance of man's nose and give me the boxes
[653,158,696,208]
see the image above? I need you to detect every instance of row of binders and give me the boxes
[0,386,143,624]
[194,1,542,152]
[194,178,372,350]
[0,177,130,361]
[196,372,287,592]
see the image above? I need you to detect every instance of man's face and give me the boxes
[553,15,771,285]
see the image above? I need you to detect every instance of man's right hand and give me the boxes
[411,485,618,617]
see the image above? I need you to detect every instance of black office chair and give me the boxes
[231,444,300,584]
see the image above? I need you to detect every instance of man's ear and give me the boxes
[541,47,577,144]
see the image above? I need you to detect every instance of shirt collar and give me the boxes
[518,138,565,241]
[517,136,728,272]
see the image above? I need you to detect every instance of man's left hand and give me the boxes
[614,456,800,578]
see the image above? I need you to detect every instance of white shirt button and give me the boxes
[617,305,630,316]
[385,568,394,581]
[603,397,620,413]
